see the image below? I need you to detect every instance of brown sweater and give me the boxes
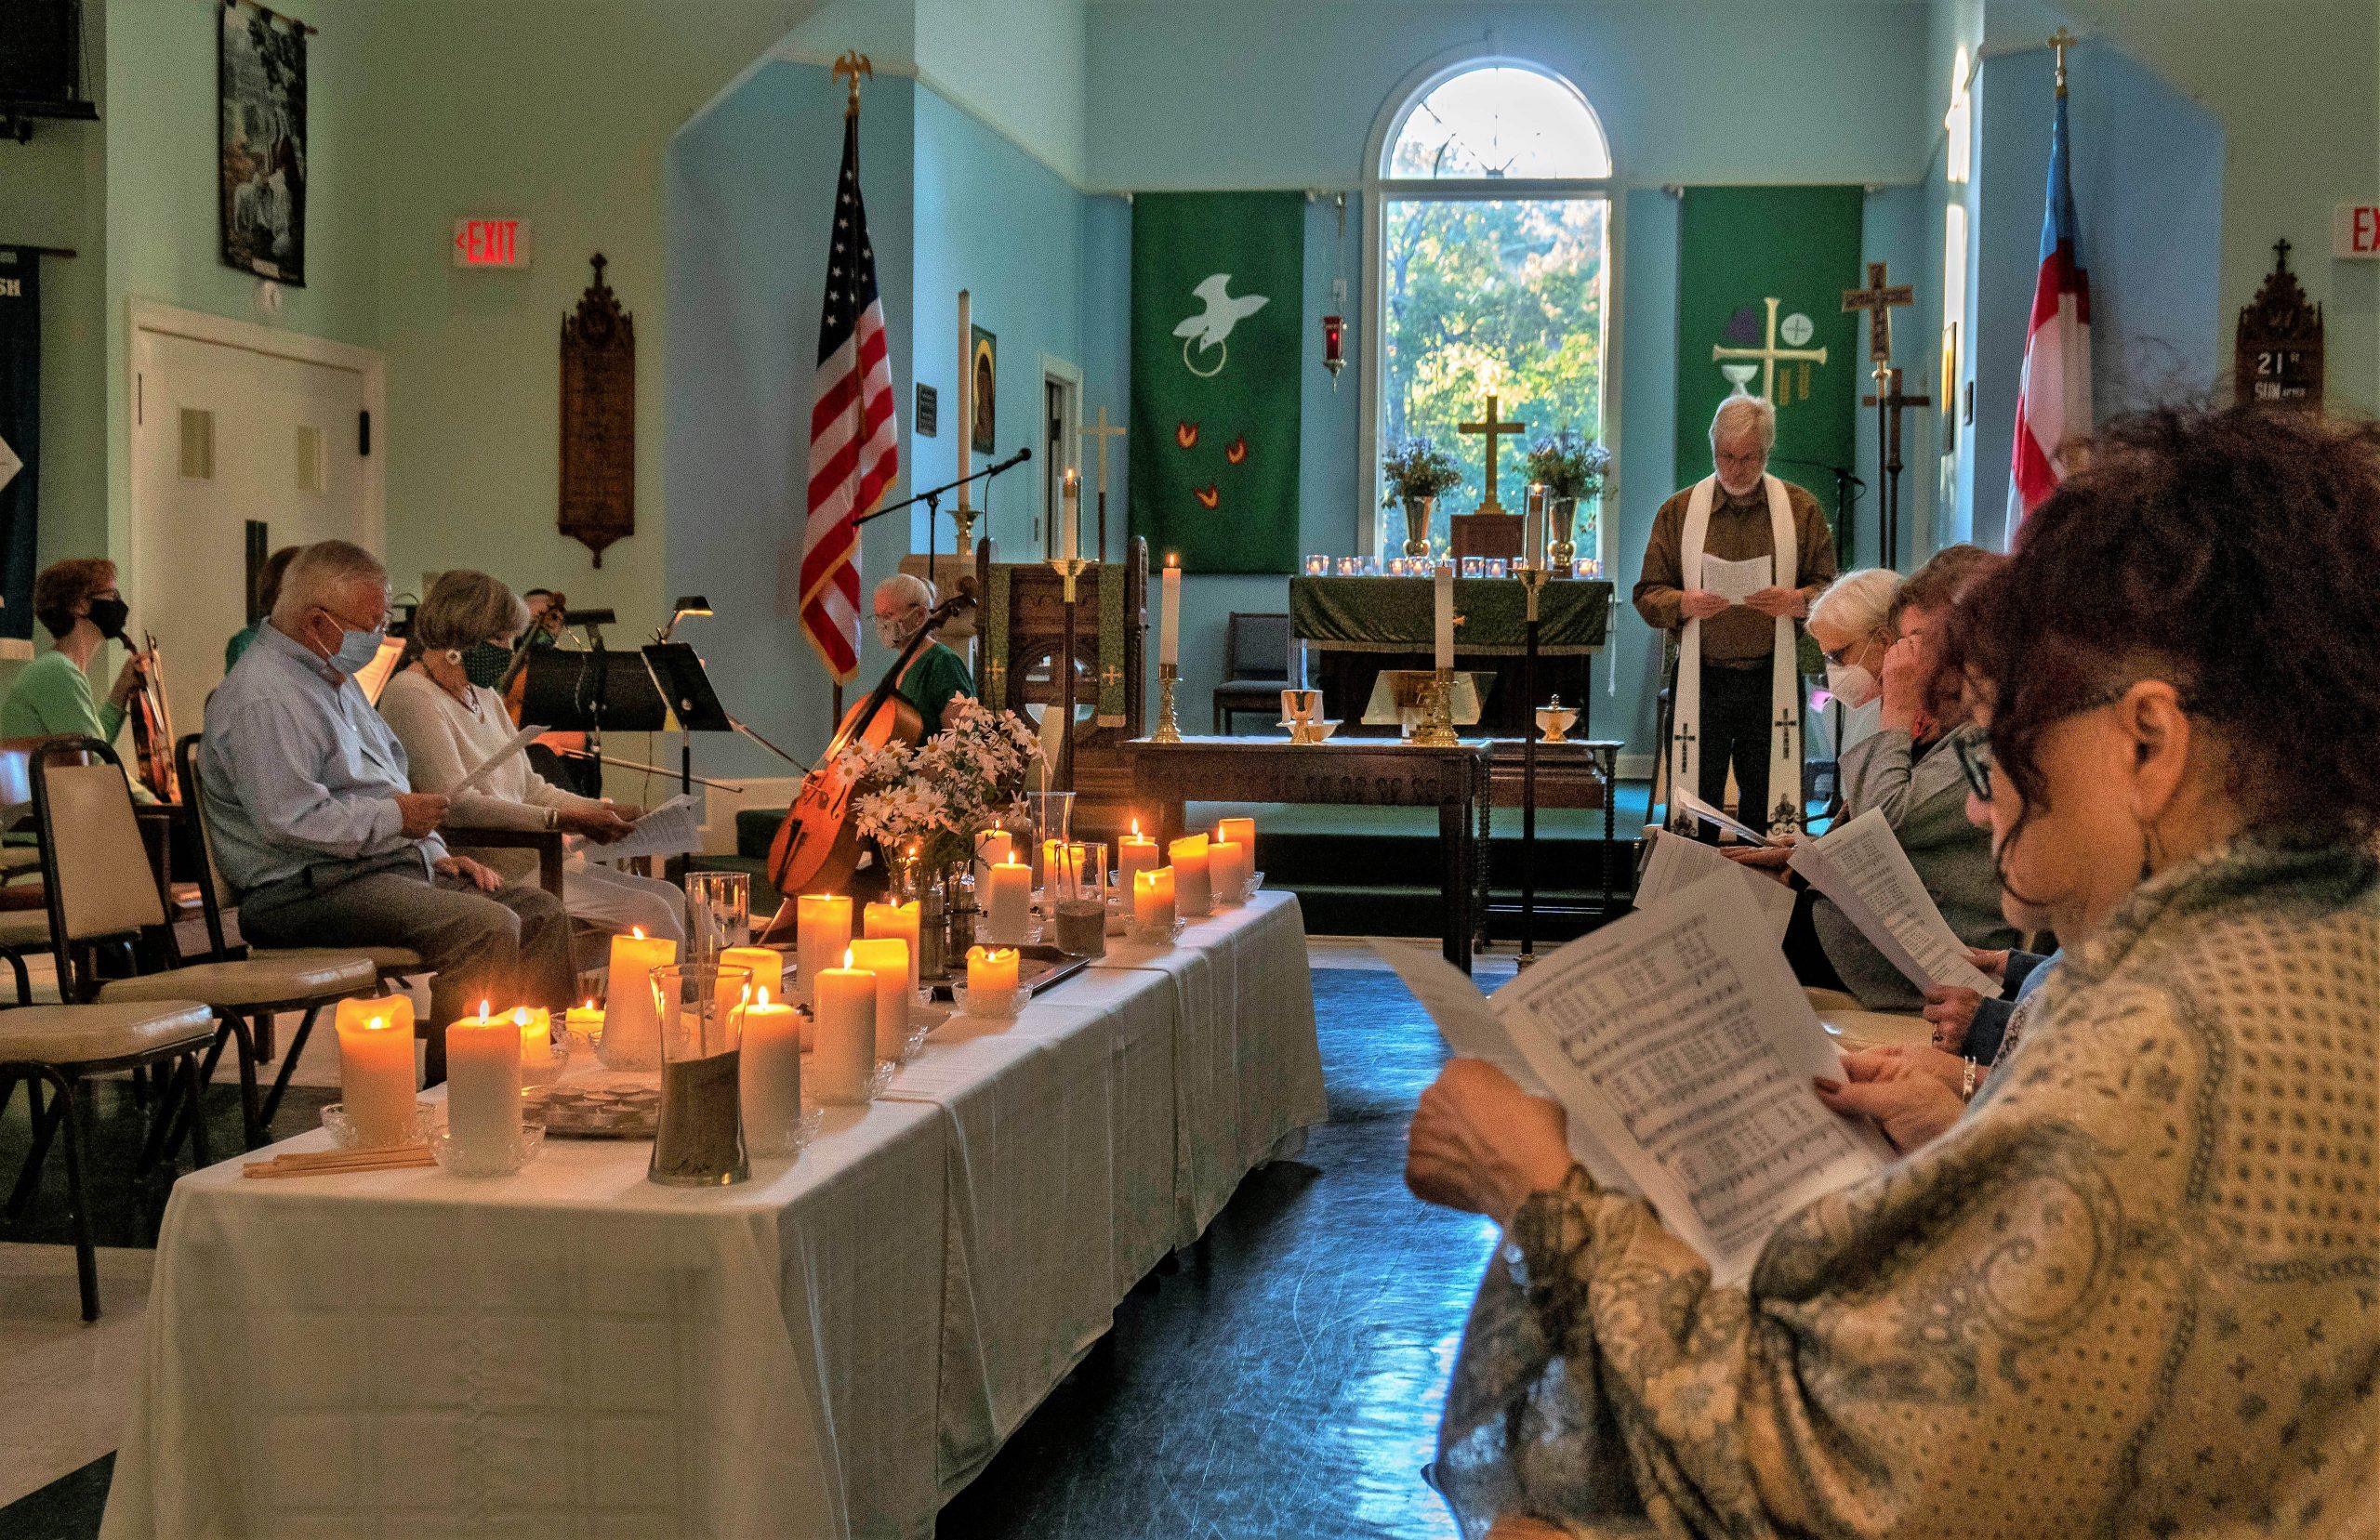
[1631,478,1836,664]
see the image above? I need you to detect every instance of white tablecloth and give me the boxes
[102,894,1324,1540]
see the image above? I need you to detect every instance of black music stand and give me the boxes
[643,642,732,797]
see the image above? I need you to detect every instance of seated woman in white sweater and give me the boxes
[378,570,687,942]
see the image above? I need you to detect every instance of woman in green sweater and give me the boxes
[871,573,974,733]
[2,558,147,745]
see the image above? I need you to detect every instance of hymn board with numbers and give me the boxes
[2234,240,2324,411]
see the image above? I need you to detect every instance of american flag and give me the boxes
[2007,87,2091,530]
[795,111,899,680]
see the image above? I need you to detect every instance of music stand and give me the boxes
[643,641,733,798]
[520,648,669,735]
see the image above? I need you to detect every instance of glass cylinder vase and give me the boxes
[1048,842,1106,957]
[683,870,751,963]
[648,964,751,1188]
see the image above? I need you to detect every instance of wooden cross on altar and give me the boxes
[1079,406,1127,558]
[1842,262,1916,364]
[1458,393,1527,514]
[1861,365,1932,567]
[1712,297,1828,406]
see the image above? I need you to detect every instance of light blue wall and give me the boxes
[1608,187,1679,757]
[915,0,1087,184]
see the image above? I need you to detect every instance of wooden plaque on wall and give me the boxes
[2234,240,2324,412]
[560,254,636,564]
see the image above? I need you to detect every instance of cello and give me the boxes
[126,632,179,803]
[760,589,977,932]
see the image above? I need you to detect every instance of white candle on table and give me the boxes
[739,986,804,1155]
[812,950,877,1103]
[513,1007,551,1063]
[967,944,1020,997]
[974,828,1013,890]
[985,859,1032,945]
[715,946,783,1012]
[446,1005,522,1169]
[863,901,922,993]
[1117,820,1160,890]
[1170,834,1212,916]
[1133,867,1175,929]
[602,928,676,1069]
[1160,554,1181,667]
[1214,816,1255,866]
[795,894,853,1003]
[1209,837,1248,904]
[847,937,912,1061]
[1435,561,1455,671]
[1061,467,1080,562]
[334,996,416,1147]
[564,998,603,1045]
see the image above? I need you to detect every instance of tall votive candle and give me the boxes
[862,901,922,992]
[445,1007,523,1170]
[1214,816,1255,866]
[984,860,1033,945]
[812,951,877,1103]
[715,946,783,1012]
[1117,823,1160,891]
[1209,838,1249,904]
[1133,867,1176,930]
[334,996,416,1148]
[602,928,677,1069]
[796,894,853,1003]
[1170,834,1213,916]
[847,937,913,1061]
[739,987,804,1156]
[1160,555,1182,666]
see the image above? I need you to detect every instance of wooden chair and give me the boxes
[32,740,379,1147]
[1210,612,1291,734]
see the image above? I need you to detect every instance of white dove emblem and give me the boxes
[1173,273,1269,378]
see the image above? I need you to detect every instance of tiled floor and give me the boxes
[2,940,1511,1539]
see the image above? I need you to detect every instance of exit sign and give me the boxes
[2335,204,2380,258]
[453,217,532,269]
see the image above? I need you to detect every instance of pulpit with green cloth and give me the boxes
[1288,575,1613,740]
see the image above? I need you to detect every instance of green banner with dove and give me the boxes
[1129,192,1304,573]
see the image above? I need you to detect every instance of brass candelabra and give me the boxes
[1151,663,1184,744]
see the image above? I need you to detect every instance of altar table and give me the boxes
[102,896,1324,1540]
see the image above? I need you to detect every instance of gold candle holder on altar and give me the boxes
[1050,555,1087,602]
[1547,495,1580,579]
[1151,663,1185,744]
[953,504,979,556]
[1412,667,1461,747]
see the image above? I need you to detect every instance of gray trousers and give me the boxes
[240,854,575,1081]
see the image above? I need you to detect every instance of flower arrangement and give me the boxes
[1380,436,1463,506]
[1524,429,1611,501]
[838,696,1042,875]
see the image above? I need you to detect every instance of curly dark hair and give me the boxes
[1948,404,2380,852]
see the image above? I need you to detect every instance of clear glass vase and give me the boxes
[648,963,751,1188]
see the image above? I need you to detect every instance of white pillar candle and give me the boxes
[1523,481,1545,568]
[334,996,417,1148]
[984,860,1033,945]
[967,944,1020,996]
[1159,554,1181,667]
[1061,467,1080,562]
[1214,816,1255,865]
[513,1007,552,1063]
[1133,867,1175,930]
[715,946,783,1013]
[1117,822,1160,889]
[863,901,922,993]
[811,951,876,1104]
[974,828,1014,890]
[795,894,853,1004]
[564,998,603,1045]
[847,938,912,1061]
[1170,834,1212,916]
[445,1007,523,1170]
[602,928,677,1070]
[738,986,804,1156]
[1434,561,1455,671]
[1209,838,1248,904]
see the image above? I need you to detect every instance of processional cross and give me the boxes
[1712,297,1828,405]
[1842,262,1927,566]
[1079,406,1127,559]
[1458,393,1527,515]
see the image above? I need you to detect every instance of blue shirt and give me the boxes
[199,623,446,895]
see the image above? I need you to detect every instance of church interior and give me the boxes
[2,1,2376,1536]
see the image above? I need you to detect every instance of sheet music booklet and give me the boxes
[1634,826,1795,946]
[1787,809,1999,995]
[1374,875,1891,1284]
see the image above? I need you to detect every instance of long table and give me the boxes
[101,894,1325,1540]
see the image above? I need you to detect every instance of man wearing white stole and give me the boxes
[1633,395,1836,835]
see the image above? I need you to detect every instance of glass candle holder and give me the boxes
[1485,559,1508,578]
[1023,789,1077,887]
[1048,842,1106,957]
[1335,556,1359,576]
[1460,556,1485,578]
[684,870,751,963]
[648,964,751,1188]
[1303,553,1329,575]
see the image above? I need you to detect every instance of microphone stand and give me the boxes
[1770,455,1865,570]
[857,445,1035,559]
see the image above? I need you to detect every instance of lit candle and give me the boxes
[1170,834,1212,917]
[1039,836,1065,890]
[812,949,876,1104]
[1210,837,1248,905]
[1061,466,1080,562]
[974,828,1014,890]
[334,996,416,1148]
[862,900,922,993]
[601,927,676,1070]
[1523,481,1545,569]
[512,1006,552,1063]
[967,943,1020,997]
[848,937,912,1061]
[446,1003,523,1171]
[984,859,1033,945]
[715,945,783,1012]
[1214,816,1255,863]
[738,986,804,1156]
[1160,554,1181,667]
[1434,560,1455,671]
[795,894,853,1005]
[1117,820,1160,890]
[564,997,604,1045]
[1133,866,1176,930]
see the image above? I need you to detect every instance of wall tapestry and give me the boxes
[218,1,308,285]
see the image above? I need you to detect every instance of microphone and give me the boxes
[996,444,1034,470]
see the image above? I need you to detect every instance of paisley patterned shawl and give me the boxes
[1437,835,2380,1538]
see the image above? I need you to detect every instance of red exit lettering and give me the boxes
[2359,207,2379,254]
[452,218,529,269]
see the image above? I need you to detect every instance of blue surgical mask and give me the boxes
[327,621,386,678]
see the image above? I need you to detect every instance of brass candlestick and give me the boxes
[1413,667,1461,747]
[1151,663,1184,744]
[1050,555,1086,602]
[953,504,979,556]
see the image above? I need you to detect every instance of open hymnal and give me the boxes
[1700,552,1772,606]
[1375,875,1893,1283]
[1634,826,1795,945]
[1789,808,1999,995]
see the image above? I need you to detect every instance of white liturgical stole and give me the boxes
[1671,472,1803,835]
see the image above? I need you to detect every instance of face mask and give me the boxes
[86,597,129,640]
[873,616,905,647]
[459,642,513,689]
[1826,661,1881,709]
[323,618,386,678]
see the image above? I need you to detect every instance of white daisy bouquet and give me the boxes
[838,696,1042,875]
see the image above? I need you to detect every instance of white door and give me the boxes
[130,309,383,736]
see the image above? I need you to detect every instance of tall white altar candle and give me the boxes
[984,860,1032,945]
[1523,482,1545,569]
[1170,834,1212,917]
[796,894,853,1003]
[847,937,912,1061]
[1160,555,1181,666]
[445,1006,522,1169]
[1061,467,1080,562]
[956,288,973,505]
[863,901,922,993]
[602,928,676,1070]
[739,987,804,1156]
[1435,561,1455,670]
[812,952,876,1103]
[334,996,416,1147]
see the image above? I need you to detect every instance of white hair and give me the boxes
[1710,394,1778,451]
[1808,567,1901,638]
[874,573,935,611]
[273,540,389,627]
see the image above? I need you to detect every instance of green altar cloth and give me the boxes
[1289,576,1612,653]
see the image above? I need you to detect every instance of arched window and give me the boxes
[1369,61,1614,562]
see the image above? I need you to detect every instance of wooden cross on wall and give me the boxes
[1458,393,1527,514]
[1079,406,1127,559]
[1842,261,1916,364]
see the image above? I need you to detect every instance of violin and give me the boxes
[500,590,565,728]
[126,631,179,803]
[760,590,977,927]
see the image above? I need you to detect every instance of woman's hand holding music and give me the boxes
[560,804,637,844]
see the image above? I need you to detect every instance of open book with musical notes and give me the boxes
[1376,875,1892,1284]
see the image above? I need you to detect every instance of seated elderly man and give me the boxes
[199,540,574,1082]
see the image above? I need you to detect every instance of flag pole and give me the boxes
[2049,27,2073,97]
[830,49,872,725]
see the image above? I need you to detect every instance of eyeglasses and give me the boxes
[1955,683,2171,804]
